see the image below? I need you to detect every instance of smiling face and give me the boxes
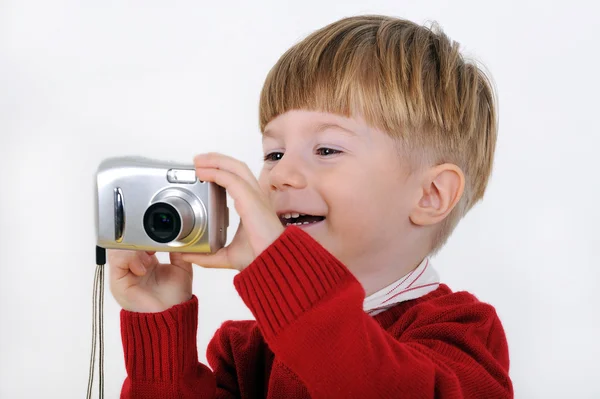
[258,110,434,290]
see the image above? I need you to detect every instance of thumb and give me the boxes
[181,248,233,270]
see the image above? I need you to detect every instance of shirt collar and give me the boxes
[363,257,440,316]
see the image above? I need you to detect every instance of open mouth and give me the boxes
[279,212,326,227]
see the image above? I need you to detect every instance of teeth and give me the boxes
[284,221,317,227]
[282,212,305,220]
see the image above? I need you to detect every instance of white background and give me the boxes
[1,1,599,398]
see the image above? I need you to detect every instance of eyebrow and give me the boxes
[263,122,358,138]
[314,122,358,137]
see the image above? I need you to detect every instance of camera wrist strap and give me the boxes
[87,246,105,399]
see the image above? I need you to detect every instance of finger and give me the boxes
[169,252,193,276]
[195,166,249,204]
[194,153,260,191]
[194,167,262,216]
[196,166,282,253]
[107,249,152,278]
[181,247,232,269]
[131,251,156,276]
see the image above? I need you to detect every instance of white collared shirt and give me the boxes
[363,258,440,316]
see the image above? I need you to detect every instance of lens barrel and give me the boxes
[143,197,195,243]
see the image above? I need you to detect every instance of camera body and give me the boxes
[95,156,229,253]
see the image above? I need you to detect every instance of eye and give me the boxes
[263,152,284,162]
[316,147,342,157]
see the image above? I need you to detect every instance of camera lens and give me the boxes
[143,203,181,243]
[154,212,173,231]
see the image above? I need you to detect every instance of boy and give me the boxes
[108,15,513,398]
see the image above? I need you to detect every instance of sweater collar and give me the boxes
[363,257,440,316]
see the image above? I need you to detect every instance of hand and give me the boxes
[108,250,194,313]
[181,152,284,271]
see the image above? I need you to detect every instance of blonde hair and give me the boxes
[258,15,498,254]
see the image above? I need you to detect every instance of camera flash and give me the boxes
[167,168,197,184]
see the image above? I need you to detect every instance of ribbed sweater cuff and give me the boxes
[120,295,199,381]
[233,226,355,341]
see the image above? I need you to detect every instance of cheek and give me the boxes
[325,179,377,231]
[329,173,410,230]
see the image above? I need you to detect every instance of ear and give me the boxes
[409,164,465,226]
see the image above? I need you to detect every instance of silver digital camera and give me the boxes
[95,156,229,253]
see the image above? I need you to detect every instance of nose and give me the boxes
[269,155,307,191]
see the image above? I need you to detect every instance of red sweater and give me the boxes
[120,226,513,398]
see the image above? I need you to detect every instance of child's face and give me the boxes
[259,110,424,276]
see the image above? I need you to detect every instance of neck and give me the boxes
[349,243,429,296]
